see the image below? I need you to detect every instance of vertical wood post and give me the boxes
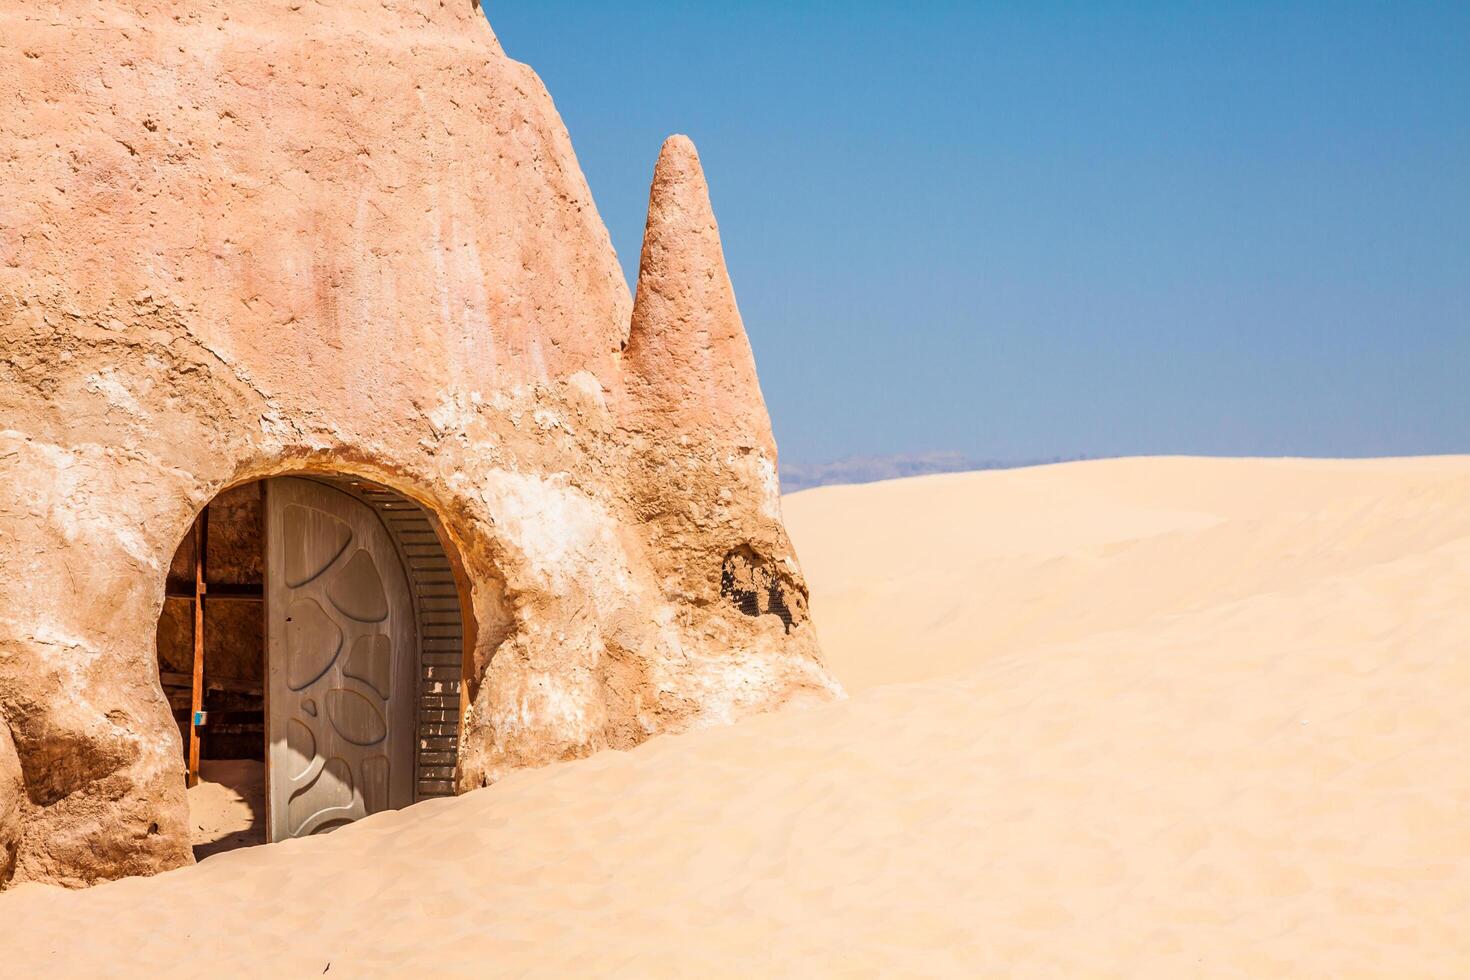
[261,482,270,841]
[187,510,208,788]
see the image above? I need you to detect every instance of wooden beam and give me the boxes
[160,671,263,697]
[165,583,263,602]
[186,509,208,788]
[209,583,264,600]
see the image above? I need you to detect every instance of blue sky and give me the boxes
[485,2,1469,464]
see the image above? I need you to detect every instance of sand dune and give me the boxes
[4,456,1470,977]
[788,455,1470,692]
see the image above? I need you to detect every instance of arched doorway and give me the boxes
[155,474,471,858]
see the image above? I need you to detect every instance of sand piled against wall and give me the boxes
[2,456,1469,976]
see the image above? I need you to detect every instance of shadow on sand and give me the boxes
[190,759,267,862]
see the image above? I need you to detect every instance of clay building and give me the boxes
[0,0,840,889]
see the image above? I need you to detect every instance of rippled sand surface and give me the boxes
[4,456,1469,977]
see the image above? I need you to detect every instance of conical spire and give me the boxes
[624,135,773,451]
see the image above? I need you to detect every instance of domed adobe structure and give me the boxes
[0,0,840,887]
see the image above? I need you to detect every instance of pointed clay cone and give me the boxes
[624,135,774,453]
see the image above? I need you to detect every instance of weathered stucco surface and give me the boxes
[0,0,840,888]
[0,721,21,882]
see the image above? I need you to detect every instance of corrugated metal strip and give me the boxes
[318,478,464,802]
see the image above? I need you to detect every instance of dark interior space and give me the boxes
[157,482,267,765]
[157,482,268,859]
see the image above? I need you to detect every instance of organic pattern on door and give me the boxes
[267,479,416,841]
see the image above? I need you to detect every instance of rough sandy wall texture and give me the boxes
[0,722,21,882]
[0,0,838,888]
[613,135,825,724]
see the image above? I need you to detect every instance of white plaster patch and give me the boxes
[757,453,782,519]
[426,388,480,437]
[728,451,782,521]
[480,470,635,596]
[565,370,607,412]
[513,672,590,734]
[0,615,105,693]
[258,407,293,440]
[664,645,842,730]
[12,439,162,570]
[1,617,99,660]
[82,369,147,419]
[110,523,158,571]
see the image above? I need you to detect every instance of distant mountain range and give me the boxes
[780,452,1089,493]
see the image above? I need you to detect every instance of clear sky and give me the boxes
[484,2,1468,465]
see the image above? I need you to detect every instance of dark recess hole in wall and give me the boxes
[719,545,804,633]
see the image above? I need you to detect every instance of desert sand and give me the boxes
[3,456,1470,977]
[187,761,266,861]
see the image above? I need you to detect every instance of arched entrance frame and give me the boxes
[154,458,483,849]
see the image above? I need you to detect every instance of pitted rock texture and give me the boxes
[0,722,21,883]
[0,0,840,888]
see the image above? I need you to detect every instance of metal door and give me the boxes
[265,477,416,841]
